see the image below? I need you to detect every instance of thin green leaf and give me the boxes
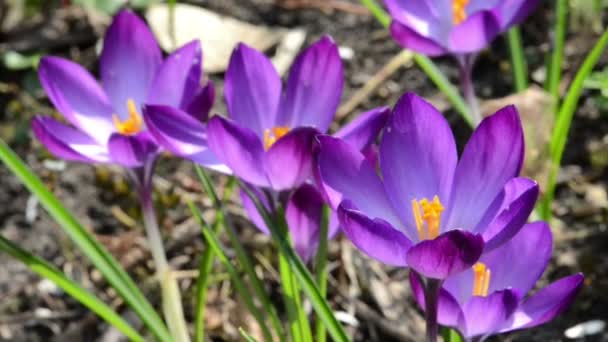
[238,328,259,342]
[540,29,608,219]
[0,235,144,342]
[358,0,473,126]
[193,176,236,342]
[441,328,463,342]
[314,206,330,342]
[507,27,528,92]
[546,0,568,103]
[188,203,274,342]
[241,184,350,342]
[280,253,305,342]
[0,139,171,341]
[194,167,285,340]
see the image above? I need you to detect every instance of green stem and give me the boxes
[136,166,190,342]
[507,27,528,92]
[314,206,330,342]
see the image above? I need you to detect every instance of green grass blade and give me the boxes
[0,235,144,342]
[0,139,171,341]
[359,0,473,126]
[194,167,285,340]
[546,0,568,103]
[189,203,273,342]
[540,29,608,219]
[507,27,528,92]
[280,253,305,342]
[314,206,330,342]
[241,185,350,342]
[239,328,259,342]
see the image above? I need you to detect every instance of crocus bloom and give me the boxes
[317,92,539,279]
[385,0,541,56]
[146,36,389,261]
[32,10,215,169]
[409,222,583,340]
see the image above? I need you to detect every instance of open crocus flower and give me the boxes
[32,10,215,169]
[237,107,390,262]
[317,92,539,279]
[385,0,541,56]
[410,222,584,340]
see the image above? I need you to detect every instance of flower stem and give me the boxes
[458,54,482,126]
[424,278,442,342]
[134,164,190,342]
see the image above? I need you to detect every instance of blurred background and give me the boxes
[0,0,607,341]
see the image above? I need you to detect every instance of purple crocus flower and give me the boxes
[409,222,584,341]
[385,0,541,56]
[32,10,216,169]
[317,92,539,279]
[146,36,389,261]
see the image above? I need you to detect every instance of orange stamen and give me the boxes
[472,262,491,297]
[113,99,143,135]
[453,0,470,25]
[263,126,290,150]
[411,195,444,240]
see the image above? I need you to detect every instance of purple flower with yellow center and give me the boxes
[32,10,216,169]
[385,0,541,56]
[317,92,540,280]
[409,222,584,340]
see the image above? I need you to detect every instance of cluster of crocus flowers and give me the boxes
[33,10,216,170]
[385,0,541,56]
[147,36,390,261]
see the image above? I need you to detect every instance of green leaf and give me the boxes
[540,29,608,219]
[546,0,568,103]
[314,206,330,342]
[0,138,171,341]
[507,27,528,92]
[238,328,259,342]
[441,328,463,342]
[241,184,350,342]
[189,203,274,342]
[0,235,144,342]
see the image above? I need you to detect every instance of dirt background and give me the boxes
[1,0,607,341]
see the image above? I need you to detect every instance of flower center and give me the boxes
[472,262,491,297]
[411,195,444,240]
[112,99,143,136]
[263,126,290,150]
[452,0,470,25]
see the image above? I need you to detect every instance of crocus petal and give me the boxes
[334,107,390,152]
[38,57,114,144]
[496,0,542,29]
[380,92,457,240]
[504,274,584,332]
[316,135,402,228]
[384,0,452,44]
[286,184,326,262]
[480,178,539,251]
[147,40,202,109]
[338,201,412,267]
[459,289,520,338]
[224,43,281,135]
[445,105,524,232]
[277,36,343,132]
[239,185,272,235]
[100,10,161,118]
[265,127,318,191]
[184,81,215,122]
[409,272,464,327]
[32,116,109,163]
[107,132,159,168]
[406,230,484,279]
[207,116,269,187]
[143,105,228,173]
[389,20,448,56]
[448,10,501,54]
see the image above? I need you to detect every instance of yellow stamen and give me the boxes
[263,126,290,150]
[472,262,491,297]
[452,0,470,25]
[113,99,143,135]
[411,195,444,241]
